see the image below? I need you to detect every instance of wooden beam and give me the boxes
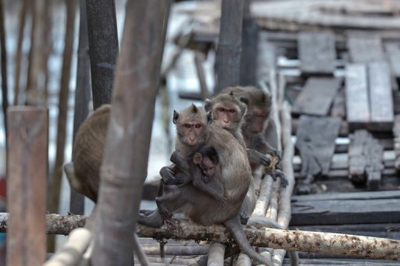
[348,35,385,63]
[385,42,400,79]
[7,107,48,266]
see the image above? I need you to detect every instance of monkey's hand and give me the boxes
[160,166,182,185]
[272,169,289,188]
[201,175,212,183]
[215,194,227,205]
[266,150,282,165]
[247,149,271,166]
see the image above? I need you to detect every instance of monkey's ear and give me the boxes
[239,97,249,106]
[191,104,198,113]
[173,110,179,124]
[207,111,213,124]
[193,152,202,164]
[204,99,212,111]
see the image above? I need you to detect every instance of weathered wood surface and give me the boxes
[393,114,400,170]
[345,64,369,129]
[385,42,400,79]
[293,77,342,116]
[298,32,336,76]
[348,130,384,190]
[215,0,244,93]
[295,116,341,190]
[86,0,119,109]
[7,107,48,266]
[368,61,394,131]
[292,190,400,202]
[330,88,345,118]
[348,35,385,63]
[283,258,400,266]
[291,197,400,226]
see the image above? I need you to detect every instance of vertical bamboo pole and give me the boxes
[215,0,244,94]
[0,0,8,142]
[91,0,168,264]
[70,0,91,215]
[48,0,77,251]
[7,107,48,266]
[13,0,28,105]
[239,0,258,86]
[86,0,119,109]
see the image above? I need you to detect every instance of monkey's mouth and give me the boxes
[186,139,198,146]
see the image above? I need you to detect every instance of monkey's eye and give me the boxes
[229,109,236,113]
[184,124,191,128]
[219,108,225,112]
[195,124,201,128]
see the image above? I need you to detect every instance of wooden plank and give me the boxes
[7,106,48,266]
[345,64,369,130]
[293,77,342,116]
[283,258,400,265]
[295,116,341,193]
[348,130,384,190]
[368,61,394,131]
[348,35,385,63]
[384,42,400,79]
[298,32,336,75]
[292,190,400,202]
[291,198,400,226]
[393,114,400,170]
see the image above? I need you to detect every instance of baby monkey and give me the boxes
[158,144,226,222]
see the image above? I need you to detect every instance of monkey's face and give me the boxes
[246,107,268,134]
[179,121,206,147]
[213,103,242,131]
[199,156,217,178]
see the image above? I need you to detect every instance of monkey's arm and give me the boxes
[169,151,190,173]
[191,167,226,204]
[247,148,271,166]
[160,165,185,185]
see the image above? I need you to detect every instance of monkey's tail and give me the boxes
[133,233,150,266]
[224,216,269,265]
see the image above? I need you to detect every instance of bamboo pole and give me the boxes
[215,0,244,93]
[0,0,8,143]
[44,228,92,266]
[48,0,77,252]
[41,0,52,106]
[13,0,28,105]
[0,214,399,261]
[86,0,118,109]
[91,0,168,264]
[207,242,225,266]
[70,0,91,215]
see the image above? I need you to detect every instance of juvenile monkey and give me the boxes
[138,104,270,265]
[157,144,226,222]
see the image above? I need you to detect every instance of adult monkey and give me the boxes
[63,104,150,266]
[138,104,270,265]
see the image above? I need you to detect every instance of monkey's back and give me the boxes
[72,104,111,202]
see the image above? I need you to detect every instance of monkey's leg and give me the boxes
[155,185,181,221]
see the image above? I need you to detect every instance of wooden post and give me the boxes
[91,0,168,264]
[240,0,258,86]
[7,107,48,266]
[70,0,91,215]
[215,0,244,93]
[86,0,119,109]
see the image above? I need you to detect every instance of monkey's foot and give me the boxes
[215,195,227,205]
[258,153,271,166]
[163,219,178,229]
[240,211,249,225]
[160,167,182,185]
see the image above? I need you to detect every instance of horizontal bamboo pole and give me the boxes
[0,213,397,261]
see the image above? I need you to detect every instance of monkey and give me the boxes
[138,104,270,265]
[63,104,150,266]
[156,144,226,222]
[218,86,288,187]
